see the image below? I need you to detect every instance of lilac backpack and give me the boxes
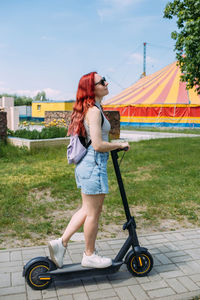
[67,135,91,165]
[67,105,104,165]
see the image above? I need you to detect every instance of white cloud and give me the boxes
[102,0,140,9]
[0,81,6,86]
[15,89,40,97]
[106,67,116,73]
[127,52,156,65]
[0,87,10,93]
[41,36,55,41]
[0,86,75,100]
[0,43,7,48]
[52,12,72,19]
[43,88,61,98]
[97,0,143,21]
[97,8,113,21]
[16,88,65,99]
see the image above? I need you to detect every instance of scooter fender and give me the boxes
[22,256,56,277]
[125,247,148,264]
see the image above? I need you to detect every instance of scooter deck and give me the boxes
[41,261,124,280]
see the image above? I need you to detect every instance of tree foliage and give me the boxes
[0,93,33,106]
[164,0,200,94]
[0,90,48,106]
[34,91,47,101]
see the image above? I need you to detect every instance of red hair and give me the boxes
[68,71,97,137]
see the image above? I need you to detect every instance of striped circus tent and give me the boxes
[103,61,200,127]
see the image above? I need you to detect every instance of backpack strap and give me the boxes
[85,140,92,148]
[85,104,104,148]
[94,104,104,127]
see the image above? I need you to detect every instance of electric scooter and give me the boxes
[22,147,153,290]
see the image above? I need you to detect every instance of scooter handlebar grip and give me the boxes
[116,146,129,152]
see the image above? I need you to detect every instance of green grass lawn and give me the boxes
[0,136,200,249]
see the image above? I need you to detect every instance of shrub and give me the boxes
[7,126,68,140]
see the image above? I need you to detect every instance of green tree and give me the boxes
[164,0,200,94]
[34,91,47,101]
[0,94,33,106]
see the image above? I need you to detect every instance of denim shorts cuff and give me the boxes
[81,189,109,195]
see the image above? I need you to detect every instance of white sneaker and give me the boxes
[48,238,67,268]
[81,250,112,268]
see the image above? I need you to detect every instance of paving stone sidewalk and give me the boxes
[120,130,200,142]
[1,228,200,300]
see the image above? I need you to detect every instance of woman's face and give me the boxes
[94,74,109,98]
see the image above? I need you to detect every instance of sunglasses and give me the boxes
[95,77,107,86]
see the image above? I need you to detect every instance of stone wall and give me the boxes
[0,111,7,141]
[45,110,120,139]
[104,110,120,139]
[45,111,72,128]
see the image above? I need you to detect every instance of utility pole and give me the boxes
[140,42,147,78]
[143,42,146,77]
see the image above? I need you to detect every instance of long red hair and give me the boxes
[68,71,97,137]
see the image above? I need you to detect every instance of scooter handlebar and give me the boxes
[115,146,129,153]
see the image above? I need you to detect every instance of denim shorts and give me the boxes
[75,145,109,195]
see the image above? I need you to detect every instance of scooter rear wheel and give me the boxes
[127,250,153,277]
[25,261,52,290]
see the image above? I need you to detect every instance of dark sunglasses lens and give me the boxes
[101,77,106,86]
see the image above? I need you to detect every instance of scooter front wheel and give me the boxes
[127,250,153,277]
[25,261,52,290]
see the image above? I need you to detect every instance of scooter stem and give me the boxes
[111,149,132,222]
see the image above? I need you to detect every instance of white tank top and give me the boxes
[84,101,111,143]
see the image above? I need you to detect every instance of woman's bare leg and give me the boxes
[61,206,87,246]
[61,192,105,252]
[82,193,105,256]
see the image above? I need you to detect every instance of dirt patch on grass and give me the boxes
[98,207,198,240]
[27,187,58,203]
[133,165,159,181]
[0,191,199,250]
[1,215,198,249]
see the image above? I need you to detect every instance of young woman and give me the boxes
[48,72,130,268]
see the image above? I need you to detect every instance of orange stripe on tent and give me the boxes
[177,81,188,104]
[165,67,181,104]
[105,62,176,105]
[153,67,179,104]
[128,64,177,104]
[104,61,200,106]
[115,64,175,105]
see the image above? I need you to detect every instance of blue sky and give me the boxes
[0,0,177,101]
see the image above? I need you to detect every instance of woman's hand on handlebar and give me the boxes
[119,142,130,151]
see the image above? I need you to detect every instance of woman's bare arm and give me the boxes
[86,106,130,152]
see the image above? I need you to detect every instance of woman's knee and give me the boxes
[86,207,102,219]
[80,205,87,215]
[81,204,98,217]
[82,193,104,217]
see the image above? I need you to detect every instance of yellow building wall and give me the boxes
[64,102,74,111]
[32,102,74,118]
